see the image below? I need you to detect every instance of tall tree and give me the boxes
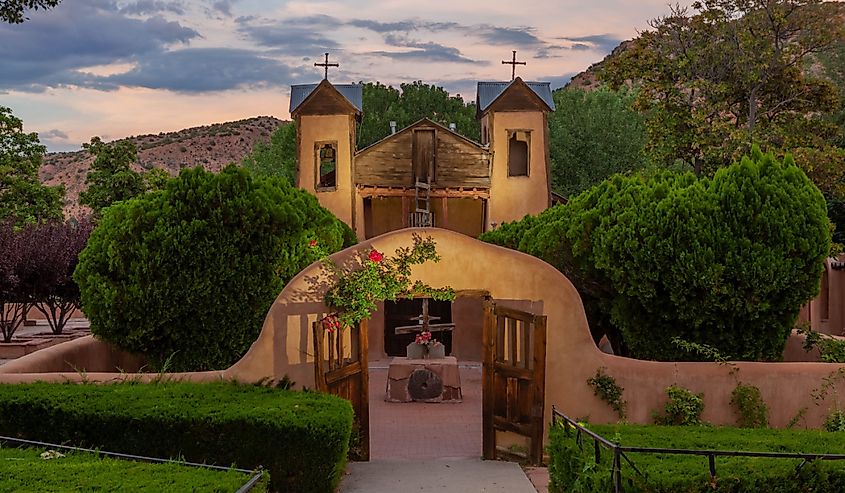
[0,0,60,23]
[79,137,145,215]
[603,0,844,175]
[549,86,649,197]
[241,122,297,183]
[0,106,64,226]
[357,82,480,148]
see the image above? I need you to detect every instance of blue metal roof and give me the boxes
[289,82,363,114]
[476,79,555,113]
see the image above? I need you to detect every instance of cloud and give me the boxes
[100,48,300,92]
[211,0,239,17]
[559,34,624,53]
[375,35,477,64]
[237,18,339,56]
[0,0,199,91]
[476,26,543,46]
[539,72,579,90]
[40,129,69,139]
[120,0,185,15]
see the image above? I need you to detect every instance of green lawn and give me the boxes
[0,445,266,492]
[550,422,845,492]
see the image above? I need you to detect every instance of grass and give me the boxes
[550,422,845,492]
[0,444,266,492]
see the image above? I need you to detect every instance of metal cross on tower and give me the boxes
[502,50,526,80]
[315,52,339,80]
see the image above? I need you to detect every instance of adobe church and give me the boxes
[289,74,556,240]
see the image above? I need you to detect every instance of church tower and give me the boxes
[477,77,555,228]
[289,80,363,227]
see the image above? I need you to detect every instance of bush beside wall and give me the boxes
[549,422,845,492]
[0,382,353,493]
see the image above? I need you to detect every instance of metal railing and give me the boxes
[552,406,845,493]
[0,436,264,493]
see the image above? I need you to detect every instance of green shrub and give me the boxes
[482,148,830,361]
[799,326,845,363]
[549,421,845,492]
[586,367,626,420]
[730,384,768,428]
[0,446,268,492]
[0,382,352,493]
[824,409,845,432]
[653,385,704,426]
[74,165,356,371]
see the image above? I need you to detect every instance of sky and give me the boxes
[0,0,688,152]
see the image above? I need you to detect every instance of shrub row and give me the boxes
[0,445,267,492]
[549,421,845,492]
[482,149,830,361]
[0,382,353,493]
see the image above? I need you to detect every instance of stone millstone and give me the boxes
[408,368,443,400]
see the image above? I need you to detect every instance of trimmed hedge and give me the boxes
[0,445,268,492]
[549,422,845,492]
[0,382,353,493]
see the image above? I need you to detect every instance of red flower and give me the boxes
[368,249,384,263]
[309,239,318,248]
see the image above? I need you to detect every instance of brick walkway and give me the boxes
[368,361,482,460]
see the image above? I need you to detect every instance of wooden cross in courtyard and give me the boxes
[502,50,526,80]
[315,52,339,80]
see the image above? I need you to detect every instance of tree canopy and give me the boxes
[241,122,296,183]
[79,137,169,216]
[548,86,649,198]
[0,0,60,23]
[0,106,64,226]
[357,81,480,148]
[602,0,844,179]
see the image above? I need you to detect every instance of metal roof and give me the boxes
[289,82,363,114]
[476,80,555,113]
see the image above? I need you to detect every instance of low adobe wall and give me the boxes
[2,227,845,431]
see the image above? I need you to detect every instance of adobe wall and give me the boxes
[4,227,845,432]
[800,254,845,336]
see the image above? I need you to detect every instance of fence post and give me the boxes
[612,447,622,493]
[708,454,716,479]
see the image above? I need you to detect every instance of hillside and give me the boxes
[41,116,288,217]
[564,2,845,92]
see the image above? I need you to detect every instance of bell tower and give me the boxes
[290,79,362,228]
[477,77,555,229]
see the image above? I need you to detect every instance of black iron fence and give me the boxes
[0,435,264,493]
[552,406,845,493]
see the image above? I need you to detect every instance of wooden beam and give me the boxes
[357,185,489,199]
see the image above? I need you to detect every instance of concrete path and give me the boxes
[339,459,538,493]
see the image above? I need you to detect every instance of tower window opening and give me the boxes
[317,142,337,189]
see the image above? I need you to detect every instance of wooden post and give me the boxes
[357,319,370,461]
[482,298,496,460]
[531,314,547,465]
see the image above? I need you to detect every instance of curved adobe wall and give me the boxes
[224,227,602,430]
[4,227,845,430]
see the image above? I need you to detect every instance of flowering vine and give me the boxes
[310,234,455,331]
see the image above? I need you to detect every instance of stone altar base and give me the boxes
[385,356,463,403]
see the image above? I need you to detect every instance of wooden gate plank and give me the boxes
[482,299,495,460]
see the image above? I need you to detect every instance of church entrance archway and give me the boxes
[228,228,596,464]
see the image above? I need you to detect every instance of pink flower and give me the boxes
[309,239,318,248]
[368,249,384,263]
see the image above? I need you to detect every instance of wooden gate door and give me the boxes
[482,301,547,464]
[313,319,370,461]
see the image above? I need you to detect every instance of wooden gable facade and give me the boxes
[355,119,490,239]
[355,118,489,189]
